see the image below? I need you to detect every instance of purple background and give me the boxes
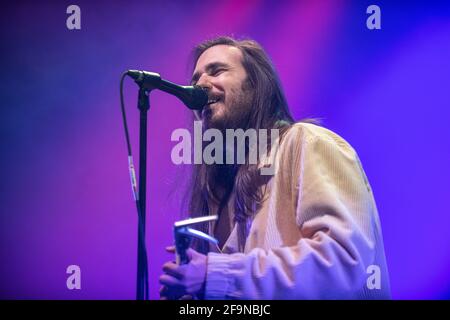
[1,1,449,299]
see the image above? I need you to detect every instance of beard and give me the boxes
[202,82,253,131]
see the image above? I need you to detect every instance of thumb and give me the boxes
[186,247,200,260]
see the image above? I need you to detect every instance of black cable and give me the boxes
[120,72,149,300]
[120,72,132,155]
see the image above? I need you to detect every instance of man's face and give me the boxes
[192,45,253,130]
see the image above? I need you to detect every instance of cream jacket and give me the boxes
[205,123,391,299]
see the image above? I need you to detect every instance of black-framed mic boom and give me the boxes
[126,70,208,110]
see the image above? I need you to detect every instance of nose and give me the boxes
[196,73,212,90]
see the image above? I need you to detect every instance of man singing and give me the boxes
[159,37,391,299]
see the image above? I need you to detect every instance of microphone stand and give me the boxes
[136,86,150,300]
[124,71,207,300]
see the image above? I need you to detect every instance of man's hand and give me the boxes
[159,246,208,300]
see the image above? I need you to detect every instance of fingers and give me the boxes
[162,261,184,279]
[166,246,176,253]
[160,246,199,300]
[159,273,182,287]
[159,284,186,301]
[186,248,198,260]
[159,285,167,293]
[159,285,168,300]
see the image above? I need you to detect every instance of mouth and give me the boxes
[206,98,221,106]
[206,94,223,106]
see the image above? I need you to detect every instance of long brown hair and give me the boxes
[187,37,295,252]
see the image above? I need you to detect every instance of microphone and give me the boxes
[126,70,208,110]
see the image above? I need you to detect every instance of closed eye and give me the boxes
[211,68,226,76]
[191,62,229,85]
